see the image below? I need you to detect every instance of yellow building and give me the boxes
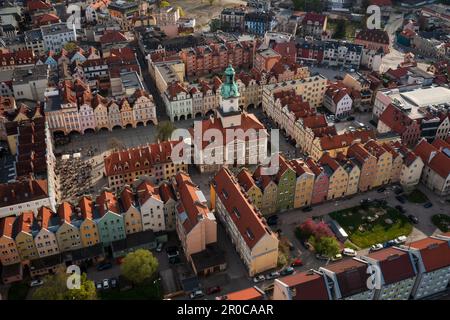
[56,202,83,252]
[336,153,361,196]
[253,166,278,215]
[120,186,143,235]
[289,159,315,208]
[237,168,263,210]
[14,211,38,262]
[319,153,348,200]
[78,197,100,248]
[211,168,279,276]
[365,140,393,187]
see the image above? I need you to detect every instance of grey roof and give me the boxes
[24,28,43,42]
[190,243,226,272]
[41,23,73,37]
[12,65,49,85]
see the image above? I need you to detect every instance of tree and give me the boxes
[66,273,97,300]
[160,1,170,7]
[32,272,97,300]
[333,20,347,39]
[208,0,215,5]
[63,42,78,52]
[155,120,176,142]
[121,249,159,285]
[310,236,340,258]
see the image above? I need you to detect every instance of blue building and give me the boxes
[244,12,276,36]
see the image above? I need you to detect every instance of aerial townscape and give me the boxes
[0,0,449,303]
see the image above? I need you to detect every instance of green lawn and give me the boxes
[330,205,413,248]
[8,282,29,300]
[406,189,429,204]
[431,214,450,232]
[100,279,162,300]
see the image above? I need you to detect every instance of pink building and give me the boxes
[305,158,329,204]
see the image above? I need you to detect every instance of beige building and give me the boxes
[319,153,349,200]
[174,172,217,266]
[55,202,82,252]
[149,59,185,94]
[290,159,315,208]
[211,168,279,276]
[33,207,60,258]
[0,216,20,266]
[253,166,278,215]
[365,140,393,187]
[237,168,263,210]
[77,197,100,248]
[13,211,39,262]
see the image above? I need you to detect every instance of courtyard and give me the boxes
[329,204,413,248]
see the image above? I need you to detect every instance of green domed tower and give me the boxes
[221,65,240,99]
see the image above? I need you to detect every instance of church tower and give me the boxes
[218,65,242,128]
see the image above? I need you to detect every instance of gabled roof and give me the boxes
[13,211,34,237]
[366,247,416,285]
[409,237,450,273]
[78,196,94,220]
[323,258,369,298]
[237,168,258,193]
[0,179,48,208]
[96,191,120,216]
[57,201,73,223]
[0,216,16,238]
[414,139,450,179]
[120,186,136,211]
[278,271,329,300]
[212,168,274,249]
[100,30,127,44]
[136,181,161,206]
[223,287,264,300]
[356,29,389,45]
[175,171,212,234]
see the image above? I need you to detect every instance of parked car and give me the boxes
[253,275,266,283]
[96,281,102,290]
[394,236,407,245]
[408,214,419,224]
[291,258,303,267]
[166,246,179,259]
[266,215,279,226]
[383,240,396,248]
[347,116,355,121]
[156,242,164,252]
[206,286,221,295]
[315,253,329,260]
[395,205,406,213]
[29,279,44,287]
[96,262,112,271]
[301,240,311,250]
[190,290,205,299]
[395,195,406,204]
[342,248,357,257]
[280,267,295,276]
[423,202,433,208]
[331,253,343,261]
[302,206,313,212]
[265,271,280,280]
[377,187,386,193]
[110,278,118,288]
[370,243,383,252]
[102,279,110,290]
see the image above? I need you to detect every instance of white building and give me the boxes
[41,23,77,53]
[137,181,166,232]
[323,87,353,117]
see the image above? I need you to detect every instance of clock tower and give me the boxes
[218,65,242,128]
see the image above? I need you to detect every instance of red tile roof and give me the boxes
[414,139,450,179]
[323,258,369,298]
[318,130,375,151]
[278,271,330,300]
[14,211,34,236]
[96,191,120,216]
[379,104,414,135]
[212,168,274,249]
[0,179,48,208]
[120,186,136,211]
[367,247,416,285]
[410,237,450,272]
[104,140,184,177]
[78,196,94,220]
[57,201,73,222]
[37,206,54,229]
[356,29,390,45]
[136,181,161,206]
[302,12,326,25]
[237,168,258,193]
[223,287,264,300]
[0,50,35,67]
[100,30,127,44]
[159,182,176,203]
[175,171,211,234]
[0,216,16,238]
[27,0,52,12]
